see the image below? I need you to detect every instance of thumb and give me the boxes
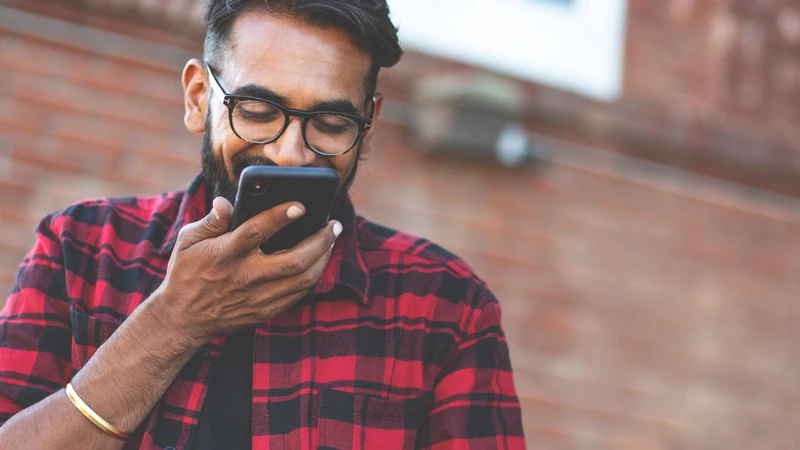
[175,197,234,250]
[210,196,234,228]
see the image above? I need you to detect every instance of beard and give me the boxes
[199,119,359,222]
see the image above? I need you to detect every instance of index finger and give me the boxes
[250,220,342,280]
[223,201,306,257]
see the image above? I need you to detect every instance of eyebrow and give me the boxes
[232,83,360,116]
[232,83,289,105]
[310,99,359,116]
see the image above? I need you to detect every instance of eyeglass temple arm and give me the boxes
[205,64,227,101]
[364,93,383,130]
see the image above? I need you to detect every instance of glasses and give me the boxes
[206,65,374,157]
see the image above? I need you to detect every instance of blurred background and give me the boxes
[1,0,799,448]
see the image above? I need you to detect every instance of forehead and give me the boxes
[224,10,372,106]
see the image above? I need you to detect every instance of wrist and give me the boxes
[66,293,204,435]
[137,290,207,357]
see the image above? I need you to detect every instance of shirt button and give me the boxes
[197,347,210,358]
[164,447,176,450]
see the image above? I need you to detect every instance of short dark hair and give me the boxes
[202,0,403,105]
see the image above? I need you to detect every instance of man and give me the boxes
[0,1,525,448]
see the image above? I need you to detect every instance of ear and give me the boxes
[182,58,209,134]
[358,93,384,161]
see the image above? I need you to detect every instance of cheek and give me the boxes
[329,152,357,185]
[211,112,250,173]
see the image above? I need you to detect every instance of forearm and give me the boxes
[0,293,201,450]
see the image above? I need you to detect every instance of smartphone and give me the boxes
[229,166,340,254]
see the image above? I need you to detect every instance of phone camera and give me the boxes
[249,181,267,196]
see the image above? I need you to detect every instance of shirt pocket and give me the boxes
[70,309,122,374]
[318,388,427,450]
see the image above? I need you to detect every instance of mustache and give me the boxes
[231,153,319,180]
[232,154,277,179]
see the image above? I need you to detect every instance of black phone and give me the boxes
[229,166,340,254]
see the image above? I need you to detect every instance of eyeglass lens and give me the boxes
[231,100,359,154]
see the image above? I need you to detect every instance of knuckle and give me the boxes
[196,219,215,235]
[296,270,317,290]
[211,257,231,276]
[282,255,307,275]
[243,223,266,244]
[231,273,253,292]
[176,225,193,242]
[210,241,230,263]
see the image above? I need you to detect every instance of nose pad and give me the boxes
[265,118,316,167]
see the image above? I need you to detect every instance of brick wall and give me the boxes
[381,0,800,199]
[361,126,800,450]
[618,0,800,195]
[0,7,202,287]
[1,2,799,449]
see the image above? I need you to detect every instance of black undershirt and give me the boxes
[191,329,254,450]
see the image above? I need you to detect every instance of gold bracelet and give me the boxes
[65,382,131,440]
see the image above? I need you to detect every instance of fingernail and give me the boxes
[287,205,304,219]
[211,207,220,220]
[332,221,343,237]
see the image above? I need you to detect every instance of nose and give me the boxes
[263,118,317,167]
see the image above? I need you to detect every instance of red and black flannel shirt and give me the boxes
[0,175,525,449]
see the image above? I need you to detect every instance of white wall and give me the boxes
[388,0,629,101]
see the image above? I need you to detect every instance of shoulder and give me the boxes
[356,216,497,311]
[41,190,185,247]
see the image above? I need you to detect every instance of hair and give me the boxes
[202,0,403,106]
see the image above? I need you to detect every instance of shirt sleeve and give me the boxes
[0,215,72,427]
[417,290,526,449]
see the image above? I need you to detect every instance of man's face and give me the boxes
[183,10,381,212]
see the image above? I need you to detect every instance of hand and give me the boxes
[150,197,342,347]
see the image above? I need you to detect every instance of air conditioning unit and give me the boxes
[410,72,535,167]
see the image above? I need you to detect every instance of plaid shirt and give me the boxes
[0,175,525,449]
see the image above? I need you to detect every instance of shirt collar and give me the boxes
[309,197,371,305]
[154,174,209,257]
[154,174,371,306]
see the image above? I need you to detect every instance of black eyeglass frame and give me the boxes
[206,64,375,157]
